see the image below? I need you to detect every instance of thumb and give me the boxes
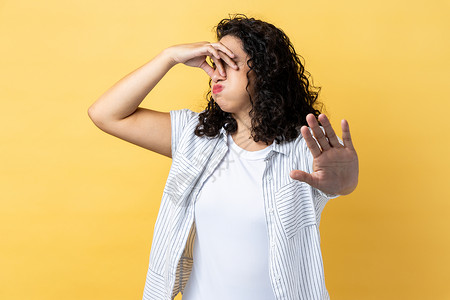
[290,170,315,187]
[200,61,214,78]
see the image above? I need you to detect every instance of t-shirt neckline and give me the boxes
[227,133,273,161]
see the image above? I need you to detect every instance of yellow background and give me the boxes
[1,0,449,299]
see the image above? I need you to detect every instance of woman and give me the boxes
[88,14,358,300]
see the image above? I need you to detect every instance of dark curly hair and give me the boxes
[194,13,324,145]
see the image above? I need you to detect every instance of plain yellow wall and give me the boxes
[1,0,449,299]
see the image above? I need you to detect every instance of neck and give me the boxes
[231,111,273,150]
[231,111,252,138]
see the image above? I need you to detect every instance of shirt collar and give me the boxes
[219,126,294,157]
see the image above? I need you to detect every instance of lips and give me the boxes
[212,84,223,94]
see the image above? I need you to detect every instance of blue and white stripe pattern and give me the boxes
[142,108,341,300]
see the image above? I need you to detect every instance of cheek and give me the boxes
[241,76,254,95]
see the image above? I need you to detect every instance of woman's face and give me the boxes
[211,35,256,116]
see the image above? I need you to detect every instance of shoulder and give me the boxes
[169,108,204,158]
[169,108,200,126]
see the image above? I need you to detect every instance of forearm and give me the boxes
[88,48,177,121]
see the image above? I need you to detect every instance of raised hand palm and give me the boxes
[290,114,359,196]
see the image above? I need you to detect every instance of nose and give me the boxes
[211,67,226,83]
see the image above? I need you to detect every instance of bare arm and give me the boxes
[87,49,176,158]
[87,42,238,158]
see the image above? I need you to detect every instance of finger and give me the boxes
[206,43,221,60]
[211,55,226,77]
[206,45,225,77]
[306,114,331,151]
[212,41,236,60]
[301,125,322,158]
[318,114,342,148]
[210,42,238,70]
[341,119,355,150]
[289,170,316,188]
[200,60,215,78]
[217,51,238,70]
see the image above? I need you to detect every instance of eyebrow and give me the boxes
[215,54,241,63]
[232,54,244,61]
[216,56,240,65]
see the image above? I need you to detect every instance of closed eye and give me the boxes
[212,61,230,69]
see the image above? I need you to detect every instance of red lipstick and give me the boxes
[212,84,223,94]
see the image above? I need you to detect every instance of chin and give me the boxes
[213,97,235,114]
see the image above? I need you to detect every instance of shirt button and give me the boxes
[267,174,272,180]
[276,275,281,281]
[269,207,274,214]
[271,242,275,248]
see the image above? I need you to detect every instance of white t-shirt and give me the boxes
[182,133,277,300]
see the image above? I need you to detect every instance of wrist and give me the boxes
[161,47,178,68]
